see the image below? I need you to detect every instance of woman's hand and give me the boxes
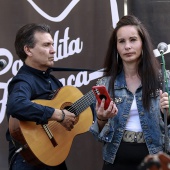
[96,98,118,121]
[160,90,169,113]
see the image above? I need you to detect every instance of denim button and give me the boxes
[140,112,144,116]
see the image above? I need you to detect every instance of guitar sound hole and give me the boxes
[62,105,77,116]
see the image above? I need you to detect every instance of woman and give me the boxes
[90,15,170,170]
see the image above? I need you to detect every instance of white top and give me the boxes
[125,96,143,132]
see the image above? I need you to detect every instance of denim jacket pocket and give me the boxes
[99,122,114,142]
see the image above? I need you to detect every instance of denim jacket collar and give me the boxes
[114,70,142,90]
[114,70,126,89]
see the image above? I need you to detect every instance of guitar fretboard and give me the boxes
[68,90,95,116]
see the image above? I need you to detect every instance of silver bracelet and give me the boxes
[57,110,65,123]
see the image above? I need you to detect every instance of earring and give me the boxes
[117,53,119,63]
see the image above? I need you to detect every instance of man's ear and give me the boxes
[24,45,32,56]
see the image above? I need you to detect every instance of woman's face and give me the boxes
[117,25,143,64]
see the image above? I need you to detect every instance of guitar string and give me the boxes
[67,90,95,115]
[50,90,94,128]
[47,90,95,130]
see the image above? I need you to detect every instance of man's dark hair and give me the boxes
[15,23,51,62]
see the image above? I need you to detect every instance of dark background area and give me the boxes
[0,0,170,169]
[127,0,170,69]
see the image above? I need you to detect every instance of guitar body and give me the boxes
[9,86,93,167]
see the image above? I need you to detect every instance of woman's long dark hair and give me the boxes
[104,15,160,111]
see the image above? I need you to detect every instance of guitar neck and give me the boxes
[68,90,95,116]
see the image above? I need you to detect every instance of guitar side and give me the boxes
[9,86,93,166]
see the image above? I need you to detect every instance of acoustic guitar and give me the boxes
[9,86,95,167]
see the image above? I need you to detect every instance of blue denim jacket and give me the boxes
[90,70,170,164]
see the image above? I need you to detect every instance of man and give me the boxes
[6,23,76,170]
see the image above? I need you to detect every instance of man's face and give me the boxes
[25,32,55,70]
